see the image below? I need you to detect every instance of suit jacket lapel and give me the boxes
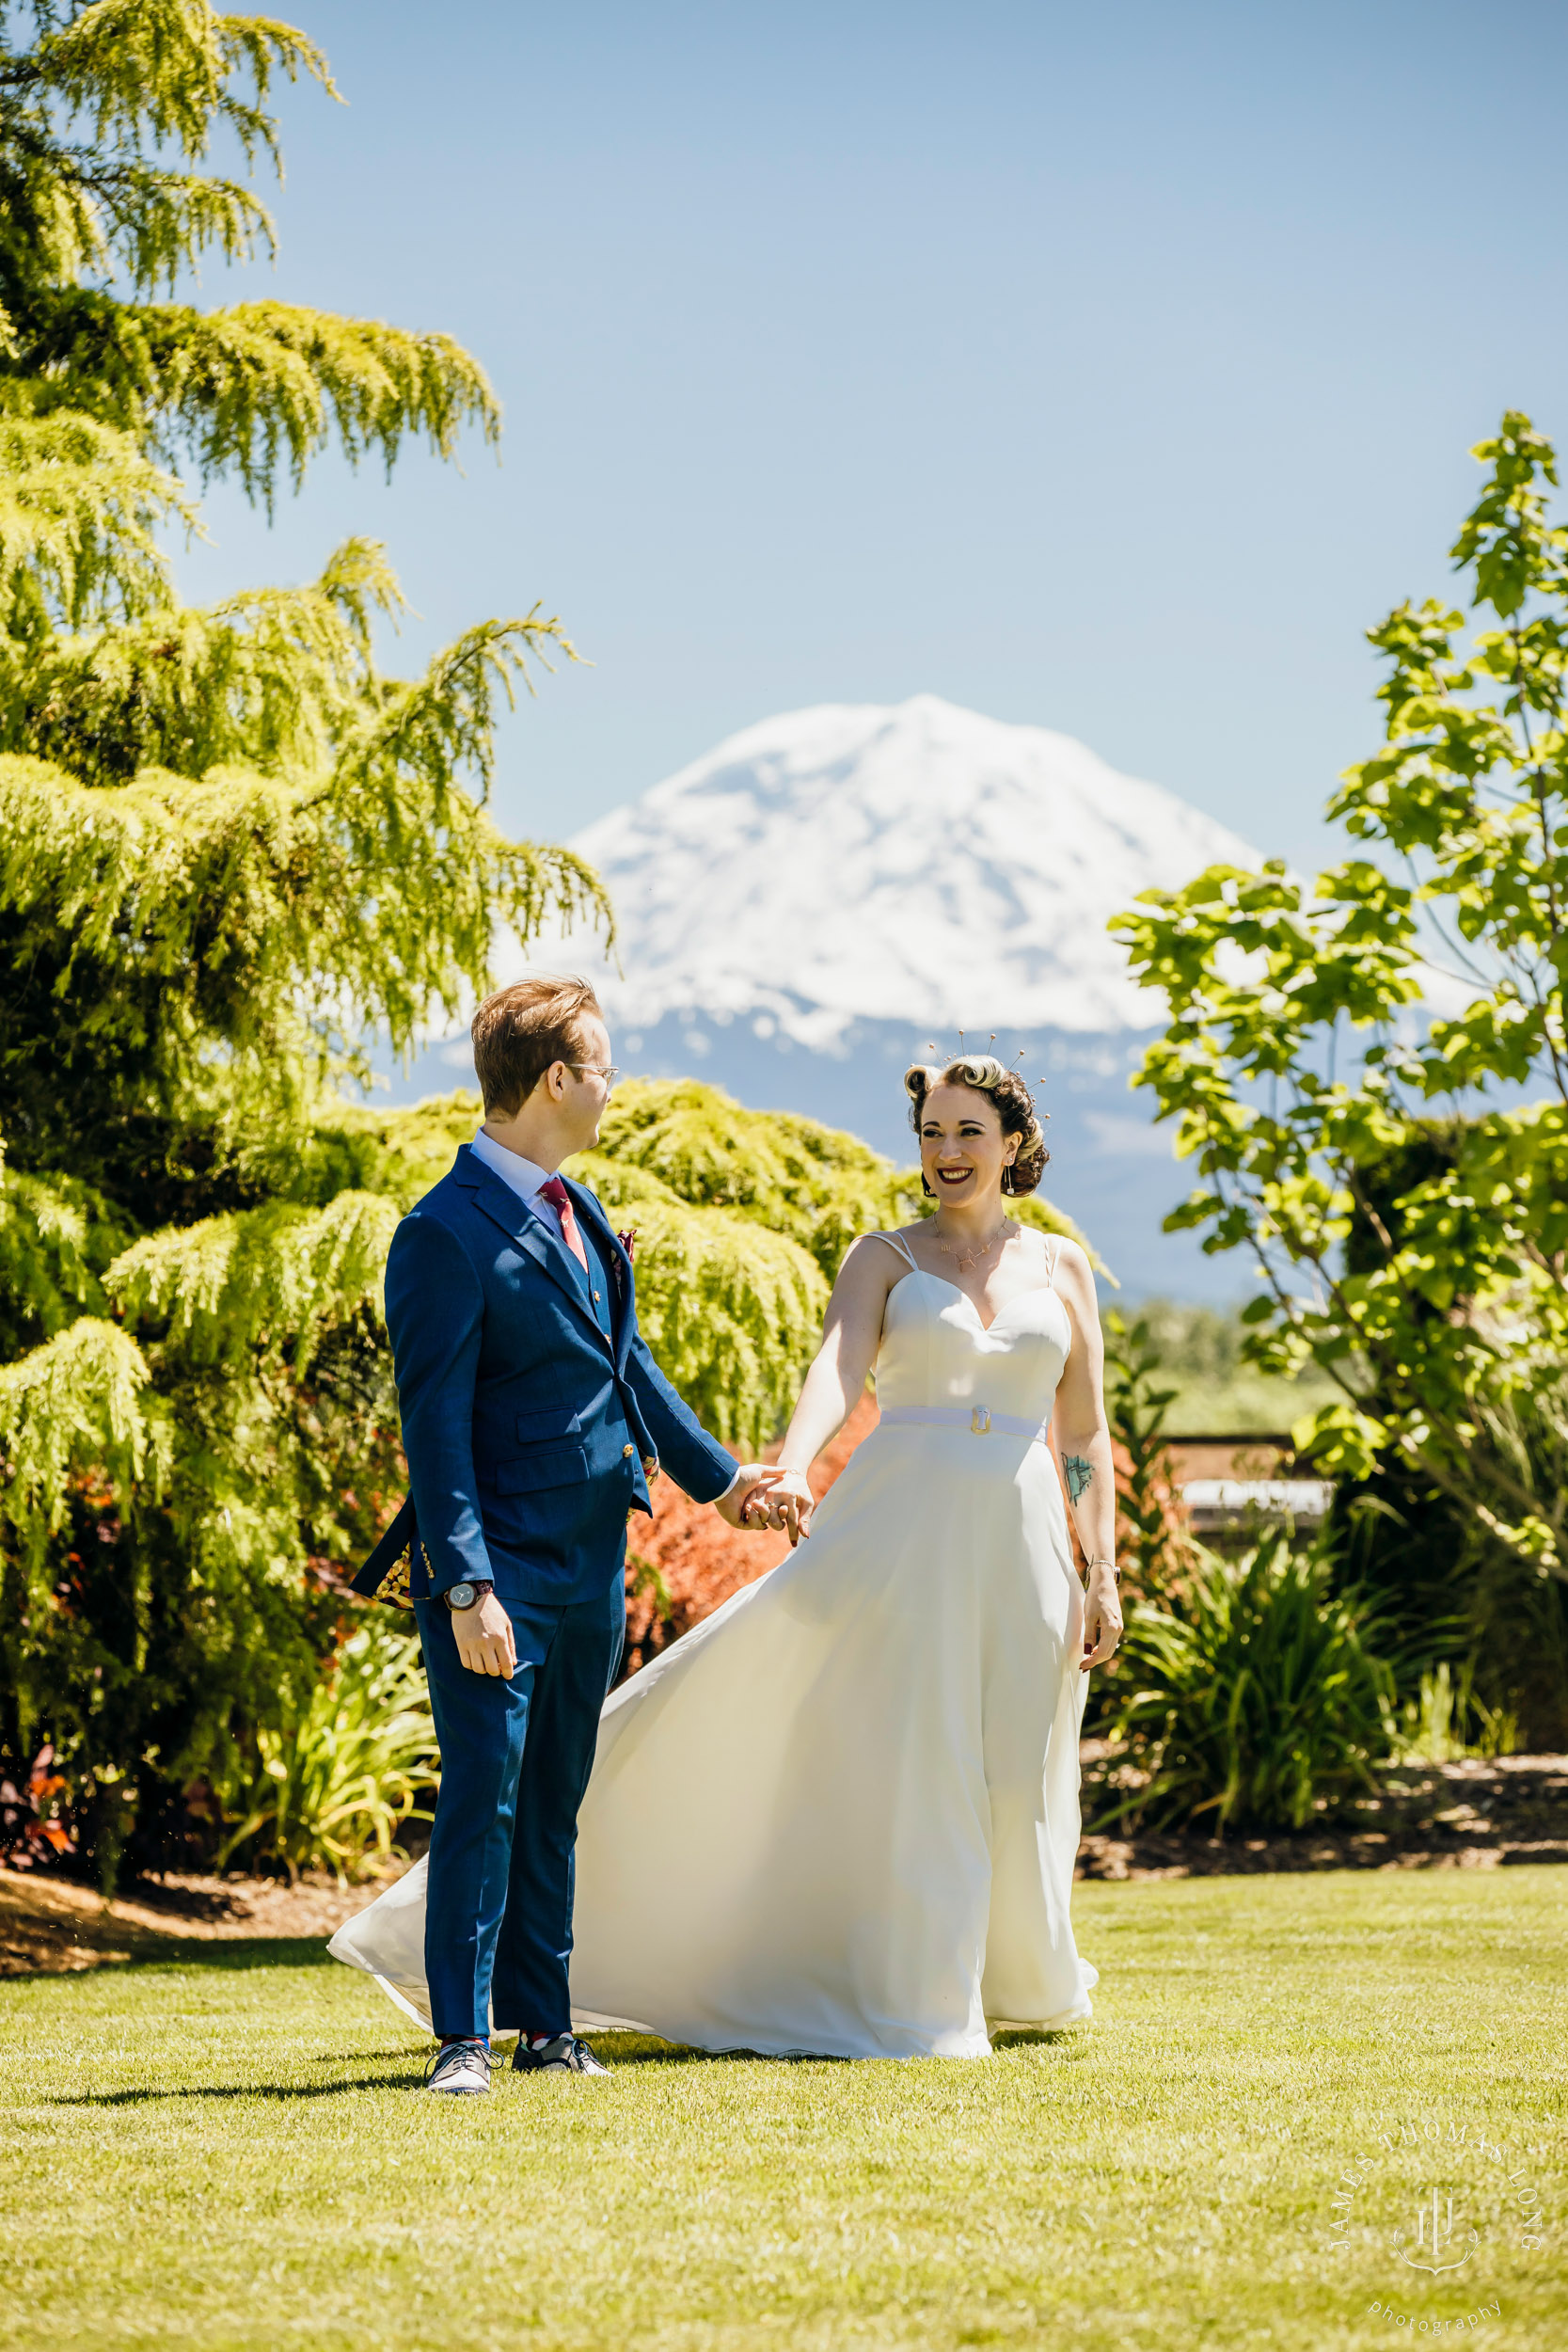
[452,1148,612,1354]
[568,1181,637,1373]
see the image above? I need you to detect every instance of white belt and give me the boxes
[878,1404,1051,1444]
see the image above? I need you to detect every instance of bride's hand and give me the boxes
[1080,1562,1123,1672]
[763,1469,816,1547]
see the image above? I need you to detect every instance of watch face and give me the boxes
[449,1583,475,1610]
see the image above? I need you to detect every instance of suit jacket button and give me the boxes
[622,1443,635,1457]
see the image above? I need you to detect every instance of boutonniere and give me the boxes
[617,1227,638,1262]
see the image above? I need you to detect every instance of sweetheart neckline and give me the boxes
[892,1265,1066,1339]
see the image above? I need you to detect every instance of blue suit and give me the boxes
[366,1146,736,2037]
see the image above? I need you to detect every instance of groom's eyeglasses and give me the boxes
[569,1062,620,1091]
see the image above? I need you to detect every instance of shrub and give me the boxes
[1329,1406,1568,1753]
[214,1621,438,1883]
[1387,1662,1518,1764]
[1101,1309,1195,1603]
[1097,1533,1395,1835]
[0,1745,75,1871]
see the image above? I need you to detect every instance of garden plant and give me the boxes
[1115,414,1568,1742]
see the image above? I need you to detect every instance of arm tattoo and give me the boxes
[1062,1454,1094,1505]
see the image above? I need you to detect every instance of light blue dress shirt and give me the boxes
[469,1127,561,1240]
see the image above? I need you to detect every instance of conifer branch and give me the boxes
[0,1160,123,1342]
[107,1190,399,1372]
[0,1315,164,1538]
[0,410,196,627]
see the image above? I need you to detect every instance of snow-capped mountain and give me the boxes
[539,695,1257,1049]
[472,695,1261,1297]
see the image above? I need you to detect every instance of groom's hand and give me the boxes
[452,1591,517,1677]
[714,1465,784,1530]
[760,1469,815,1547]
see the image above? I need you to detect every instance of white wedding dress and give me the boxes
[330,1234,1097,2059]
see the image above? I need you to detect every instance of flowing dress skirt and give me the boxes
[332,1416,1097,2060]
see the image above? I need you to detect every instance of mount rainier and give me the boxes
[444,696,1264,1296]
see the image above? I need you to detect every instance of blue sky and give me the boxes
[180,0,1568,870]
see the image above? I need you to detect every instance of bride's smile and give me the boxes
[921,1094,1010,1204]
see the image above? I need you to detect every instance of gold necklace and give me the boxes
[934,1217,1015,1277]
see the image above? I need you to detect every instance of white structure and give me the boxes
[1180,1479,1336,1533]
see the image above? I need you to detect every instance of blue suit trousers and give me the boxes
[415,1579,626,2040]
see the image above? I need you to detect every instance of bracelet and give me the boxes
[1085,1554,1118,1577]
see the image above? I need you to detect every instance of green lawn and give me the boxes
[1162,1369,1343,1438]
[2,1871,1562,2351]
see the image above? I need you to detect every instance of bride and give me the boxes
[332,1053,1123,2059]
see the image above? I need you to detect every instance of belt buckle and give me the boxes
[970,1406,991,1436]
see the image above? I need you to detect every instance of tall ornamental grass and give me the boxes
[1097,1534,1395,1835]
[214,1622,437,1883]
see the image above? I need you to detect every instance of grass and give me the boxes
[1161,1369,1343,1438]
[1,1871,1563,2351]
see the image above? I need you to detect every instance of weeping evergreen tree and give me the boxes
[0,5,1096,1884]
[0,0,622,1878]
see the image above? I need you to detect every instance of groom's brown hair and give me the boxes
[471,976,603,1117]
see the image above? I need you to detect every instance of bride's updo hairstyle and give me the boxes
[903,1055,1049,1196]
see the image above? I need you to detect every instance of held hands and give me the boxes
[746,1468,815,1548]
[713,1464,816,1547]
[714,1465,786,1531]
[1080,1561,1123,1673]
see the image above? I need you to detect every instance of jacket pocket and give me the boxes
[492,1443,591,1495]
[515,1404,581,1441]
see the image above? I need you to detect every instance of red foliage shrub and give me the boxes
[0,1746,77,1871]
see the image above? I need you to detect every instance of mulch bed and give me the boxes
[0,1867,391,1978]
[22,1406,1555,1969]
[1076,1751,1568,1880]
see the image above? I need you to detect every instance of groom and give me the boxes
[354,975,777,2092]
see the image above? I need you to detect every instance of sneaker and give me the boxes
[426,2038,492,2094]
[512,2032,608,2075]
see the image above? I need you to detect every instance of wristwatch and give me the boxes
[444,1580,494,1613]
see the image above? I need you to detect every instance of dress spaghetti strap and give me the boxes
[1042,1233,1061,1287]
[870,1230,920,1273]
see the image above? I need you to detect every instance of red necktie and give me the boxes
[538,1176,589,1273]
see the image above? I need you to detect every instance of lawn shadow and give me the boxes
[50,2041,769,2103]
[587,2029,1086,2066]
[990,2027,1087,2053]
[54,2068,428,2106]
[582,2032,787,2069]
[119,1936,344,1973]
[2,1935,347,1983]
